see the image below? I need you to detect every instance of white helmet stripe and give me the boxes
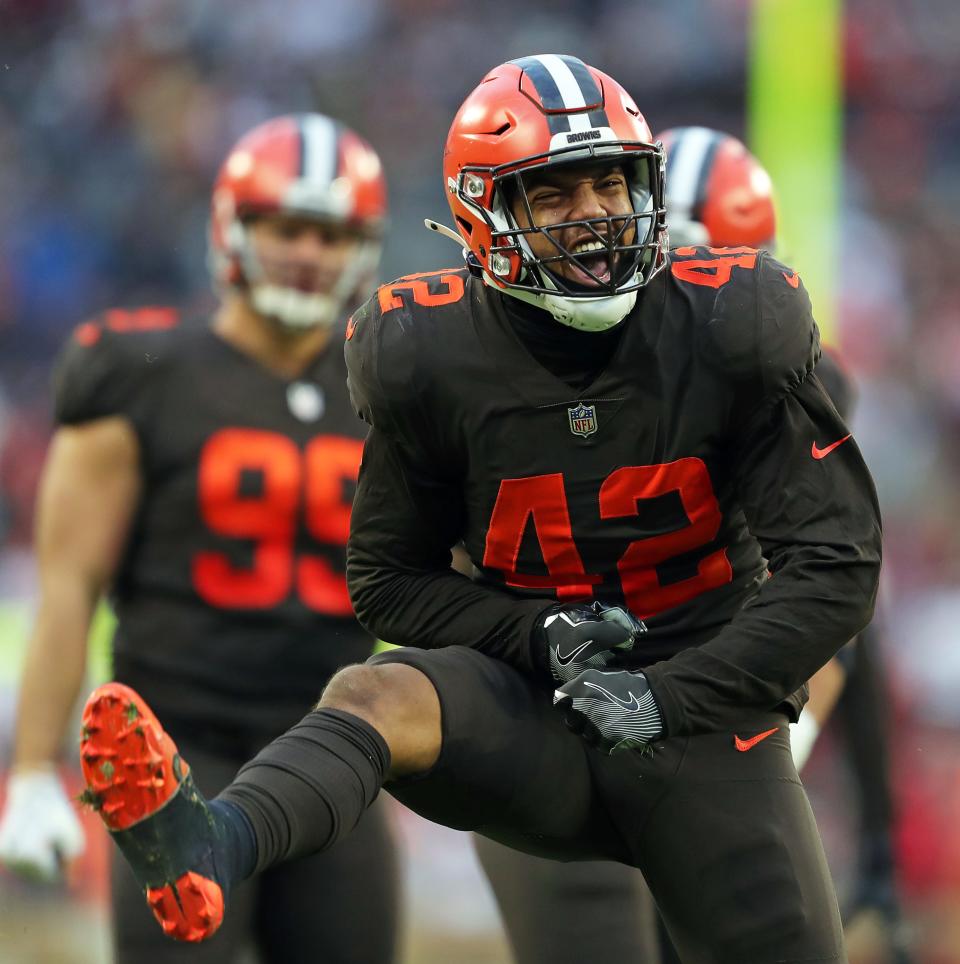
[665,126,717,216]
[300,113,339,186]
[534,54,592,132]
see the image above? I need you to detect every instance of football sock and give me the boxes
[206,799,258,886]
[217,708,390,876]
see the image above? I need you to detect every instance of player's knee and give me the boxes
[319,662,437,733]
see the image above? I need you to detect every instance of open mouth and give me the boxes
[566,238,612,287]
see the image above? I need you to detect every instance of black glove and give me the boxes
[536,601,646,685]
[553,667,663,754]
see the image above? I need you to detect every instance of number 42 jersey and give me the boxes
[345,247,882,737]
[54,309,372,732]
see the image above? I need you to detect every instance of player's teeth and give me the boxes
[574,241,605,254]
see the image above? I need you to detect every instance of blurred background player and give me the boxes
[0,113,400,964]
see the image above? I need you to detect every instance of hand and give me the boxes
[0,768,86,882]
[553,667,663,754]
[537,601,646,685]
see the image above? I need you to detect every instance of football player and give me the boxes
[0,115,400,963]
[79,57,881,963]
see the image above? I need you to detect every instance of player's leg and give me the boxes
[367,646,622,862]
[80,665,414,943]
[254,796,400,964]
[837,627,896,897]
[473,835,659,964]
[111,735,256,963]
[82,648,622,943]
[627,714,846,964]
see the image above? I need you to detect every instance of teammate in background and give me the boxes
[80,56,880,962]
[0,114,400,964]
[658,124,911,961]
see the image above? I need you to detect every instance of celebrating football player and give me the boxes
[0,114,400,963]
[79,57,880,963]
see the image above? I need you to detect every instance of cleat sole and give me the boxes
[80,683,224,942]
[79,683,186,832]
[146,872,224,942]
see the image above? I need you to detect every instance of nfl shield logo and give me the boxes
[567,402,597,438]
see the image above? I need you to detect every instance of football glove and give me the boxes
[0,767,86,882]
[537,601,646,685]
[554,667,663,754]
[789,711,821,772]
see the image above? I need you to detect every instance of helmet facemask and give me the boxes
[455,144,667,330]
[492,152,662,297]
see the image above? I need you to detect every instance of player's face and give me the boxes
[247,214,361,296]
[510,162,636,288]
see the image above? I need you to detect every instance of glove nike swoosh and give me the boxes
[555,638,597,665]
[582,680,644,711]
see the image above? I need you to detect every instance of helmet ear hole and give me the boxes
[455,216,473,237]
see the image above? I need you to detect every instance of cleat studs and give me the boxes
[77,788,103,811]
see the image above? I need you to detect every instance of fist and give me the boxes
[537,601,646,684]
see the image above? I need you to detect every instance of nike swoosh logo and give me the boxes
[811,435,851,460]
[734,727,779,752]
[345,315,358,340]
[782,270,800,289]
[583,680,643,712]
[555,638,595,665]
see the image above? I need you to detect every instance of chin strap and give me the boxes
[485,271,637,332]
[241,232,381,331]
[421,218,635,332]
[249,286,340,330]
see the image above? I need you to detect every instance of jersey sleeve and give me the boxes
[643,348,882,737]
[52,309,178,429]
[346,428,551,670]
[344,293,421,440]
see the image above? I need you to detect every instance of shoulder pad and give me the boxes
[53,307,181,426]
[345,269,468,435]
[681,247,819,401]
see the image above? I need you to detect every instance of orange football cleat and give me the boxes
[80,683,225,942]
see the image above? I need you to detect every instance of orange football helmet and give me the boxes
[658,126,775,250]
[441,55,667,330]
[210,113,387,329]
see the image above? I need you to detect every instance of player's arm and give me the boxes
[0,316,154,880]
[791,655,848,770]
[347,427,551,671]
[0,417,141,880]
[643,258,882,737]
[13,418,140,767]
